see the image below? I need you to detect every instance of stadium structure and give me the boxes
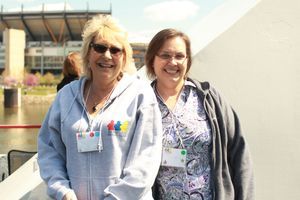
[0,4,147,76]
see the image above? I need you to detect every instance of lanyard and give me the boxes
[78,83,113,152]
[155,86,186,149]
[167,110,186,149]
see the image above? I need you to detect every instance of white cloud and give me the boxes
[144,0,200,22]
[8,3,73,12]
[17,0,35,2]
[128,29,160,43]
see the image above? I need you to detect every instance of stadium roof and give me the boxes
[0,6,111,43]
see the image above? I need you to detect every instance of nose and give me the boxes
[103,49,112,59]
[168,57,178,65]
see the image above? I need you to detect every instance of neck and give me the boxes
[156,80,184,109]
[156,80,184,98]
[90,79,117,99]
[84,79,117,114]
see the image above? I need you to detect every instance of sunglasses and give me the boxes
[90,43,123,55]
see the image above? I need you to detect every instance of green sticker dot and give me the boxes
[181,150,186,155]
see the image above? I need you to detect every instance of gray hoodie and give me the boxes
[190,78,254,200]
[151,78,254,200]
[38,74,162,200]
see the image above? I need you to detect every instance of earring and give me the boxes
[117,71,123,81]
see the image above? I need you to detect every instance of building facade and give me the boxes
[0,6,147,75]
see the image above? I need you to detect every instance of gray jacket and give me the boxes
[38,74,162,200]
[189,78,254,200]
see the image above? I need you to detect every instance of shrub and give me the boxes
[41,72,56,86]
[24,73,39,87]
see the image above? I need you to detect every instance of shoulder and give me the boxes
[122,73,157,105]
[187,77,211,91]
[187,77,229,109]
[55,78,83,104]
[123,73,153,92]
[186,77,217,100]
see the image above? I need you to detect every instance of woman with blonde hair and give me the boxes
[38,15,162,200]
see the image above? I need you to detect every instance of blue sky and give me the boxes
[0,0,225,42]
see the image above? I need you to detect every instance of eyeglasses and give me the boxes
[90,43,123,55]
[156,52,187,63]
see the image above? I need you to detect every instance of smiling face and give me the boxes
[153,36,188,89]
[88,37,124,84]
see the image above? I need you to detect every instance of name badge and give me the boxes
[161,147,187,168]
[76,131,103,152]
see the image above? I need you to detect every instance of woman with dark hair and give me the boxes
[57,51,82,92]
[146,28,254,200]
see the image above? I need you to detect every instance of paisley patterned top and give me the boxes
[154,81,213,200]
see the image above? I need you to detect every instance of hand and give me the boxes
[63,191,78,200]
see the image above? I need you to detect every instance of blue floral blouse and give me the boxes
[154,80,213,200]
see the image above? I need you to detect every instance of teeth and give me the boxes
[165,69,178,74]
[97,63,113,68]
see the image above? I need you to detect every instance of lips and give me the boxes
[97,62,114,68]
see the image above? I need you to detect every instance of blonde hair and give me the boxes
[81,15,135,79]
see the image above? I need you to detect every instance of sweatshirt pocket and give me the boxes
[70,176,118,200]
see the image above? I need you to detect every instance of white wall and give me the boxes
[4,28,26,81]
[190,0,300,199]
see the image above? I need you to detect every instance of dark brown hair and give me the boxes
[145,28,192,79]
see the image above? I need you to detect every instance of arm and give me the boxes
[227,107,254,200]
[213,88,254,200]
[190,79,254,199]
[37,103,76,200]
[104,103,163,200]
